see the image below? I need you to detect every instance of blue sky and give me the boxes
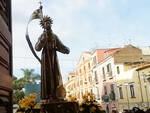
[12,0,150,82]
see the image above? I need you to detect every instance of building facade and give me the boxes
[0,0,13,113]
[92,45,150,113]
[92,48,120,113]
[65,52,93,102]
[116,65,150,111]
[65,45,150,113]
[65,72,77,99]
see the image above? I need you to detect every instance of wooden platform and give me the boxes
[41,101,79,113]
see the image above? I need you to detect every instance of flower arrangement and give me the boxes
[17,93,40,113]
[79,93,105,113]
[67,94,77,102]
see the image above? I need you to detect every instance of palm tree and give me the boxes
[21,68,40,84]
[13,69,41,104]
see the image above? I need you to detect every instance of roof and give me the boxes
[136,64,150,71]
[96,48,120,63]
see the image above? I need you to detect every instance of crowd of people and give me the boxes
[112,107,150,113]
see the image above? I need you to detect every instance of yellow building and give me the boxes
[64,72,76,99]
[64,52,93,102]
[116,65,150,111]
[136,65,150,109]
[114,45,150,112]
[65,45,150,112]
[91,45,150,112]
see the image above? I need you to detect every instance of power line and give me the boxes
[13,56,77,61]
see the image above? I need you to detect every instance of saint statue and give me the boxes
[35,16,70,102]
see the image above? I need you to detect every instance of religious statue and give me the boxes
[26,4,78,113]
[35,16,70,101]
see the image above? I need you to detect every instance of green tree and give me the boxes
[21,68,40,84]
[13,89,25,104]
[13,68,41,104]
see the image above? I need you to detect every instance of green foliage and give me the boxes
[13,78,26,90]
[13,90,25,104]
[20,68,40,84]
[13,68,41,104]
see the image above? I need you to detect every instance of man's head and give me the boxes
[40,16,53,30]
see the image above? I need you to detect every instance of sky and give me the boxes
[12,0,150,82]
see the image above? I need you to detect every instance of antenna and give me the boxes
[127,38,131,45]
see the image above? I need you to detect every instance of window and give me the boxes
[107,63,112,72]
[102,67,106,79]
[93,56,97,66]
[94,71,98,83]
[80,80,83,86]
[77,81,79,87]
[74,82,76,88]
[85,89,88,95]
[83,57,85,61]
[130,84,135,98]
[88,76,92,83]
[75,70,77,75]
[117,66,120,74]
[110,84,116,101]
[79,69,81,74]
[78,93,80,98]
[104,86,107,95]
[110,84,114,92]
[96,87,100,99]
[90,89,93,94]
[88,63,91,69]
[84,66,86,73]
[119,87,123,99]
[107,63,112,77]
[84,78,87,84]
[81,92,83,98]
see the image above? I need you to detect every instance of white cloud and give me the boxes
[12,0,38,18]
[98,0,111,10]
